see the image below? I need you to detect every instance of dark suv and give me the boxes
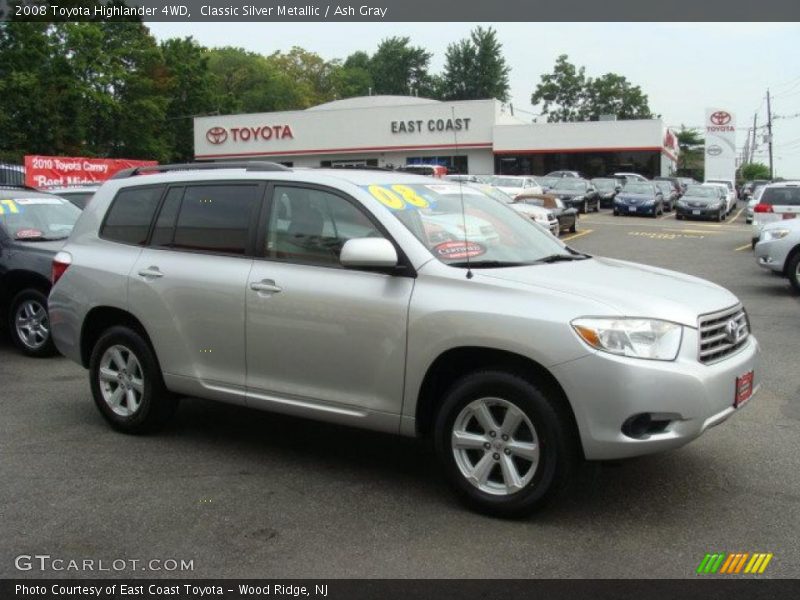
[0,185,81,356]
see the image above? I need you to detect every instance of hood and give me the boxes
[496,186,524,196]
[553,190,584,198]
[477,256,738,327]
[6,238,67,254]
[681,194,719,205]
[616,193,654,203]
[511,204,552,219]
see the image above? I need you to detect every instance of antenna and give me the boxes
[451,106,473,280]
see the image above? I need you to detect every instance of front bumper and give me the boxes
[550,332,760,460]
[754,238,791,273]
[615,203,656,215]
[676,205,721,219]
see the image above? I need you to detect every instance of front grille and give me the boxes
[698,304,749,364]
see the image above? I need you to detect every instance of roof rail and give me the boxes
[110,161,291,180]
[321,165,395,172]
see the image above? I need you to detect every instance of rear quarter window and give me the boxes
[100,186,164,245]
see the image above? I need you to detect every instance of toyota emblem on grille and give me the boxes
[725,319,740,344]
[206,127,228,145]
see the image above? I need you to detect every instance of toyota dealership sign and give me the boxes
[704,108,736,182]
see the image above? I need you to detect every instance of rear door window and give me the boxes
[170,184,261,255]
[101,186,164,245]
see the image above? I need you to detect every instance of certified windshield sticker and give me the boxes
[433,240,486,260]
[0,199,20,214]
[14,228,44,240]
[366,185,430,210]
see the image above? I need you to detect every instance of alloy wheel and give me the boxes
[14,299,49,350]
[98,345,145,417]
[451,397,540,496]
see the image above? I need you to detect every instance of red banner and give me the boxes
[24,155,158,188]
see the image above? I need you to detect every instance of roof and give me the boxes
[306,95,441,111]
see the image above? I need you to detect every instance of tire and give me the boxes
[568,221,577,233]
[89,326,177,434]
[593,200,599,213]
[717,210,724,222]
[676,214,683,220]
[434,370,578,518]
[581,200,588,214]
[613,209,619,216]
[8,288,57,357]
[787,252,800,293]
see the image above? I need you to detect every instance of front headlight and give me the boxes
[571,317,683,361]
[572,196,584,202]
[677,200,687,207]
[709,202,721,209]
[761,228,790,241]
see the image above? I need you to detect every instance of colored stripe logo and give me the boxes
[696,552,773,574]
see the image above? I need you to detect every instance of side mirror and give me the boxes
[340,238,398,268]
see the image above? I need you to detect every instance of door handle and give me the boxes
[250,279,282,294]
[138,266,163,278]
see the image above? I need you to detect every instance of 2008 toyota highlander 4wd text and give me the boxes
[49,162,760,517]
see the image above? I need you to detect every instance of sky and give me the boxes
[147,22,800,177]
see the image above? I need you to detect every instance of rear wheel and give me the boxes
[8,289,57,358]
[581,200,588,214]
[787,252,800,293]
[568,221,577,233]
[434,371,578,518]
[89,326,178,434]
[676,214,683,220]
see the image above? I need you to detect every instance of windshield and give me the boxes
[0,196,81,240]
[622,183,653,195]
[707,180,733,190]
[469,184,514,205]
[538,176,559,187]
[553,179,586,192]
[761,187,800,206]
[58,191,94,209]
[363,183,571,267]
[492,177,524,187]
[655,182,672,192]
[684,185,717,198]
[592,179,617,191]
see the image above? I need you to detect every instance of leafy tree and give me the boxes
[583,73,654,120]
[441,27,510,101]
[531,54,654,122]
[161,37,215,161]
[741,162,771,180]
[369,37,434,96]
[268,47,337,107]
[675,126,704,176]
[530,54,589,122]
[331,51,374,98]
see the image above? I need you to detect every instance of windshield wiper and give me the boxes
[533,253,590,264]
[449,260,532,269]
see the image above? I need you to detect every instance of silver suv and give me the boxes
[49,162,760,517]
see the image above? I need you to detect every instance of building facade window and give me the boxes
[494,150,661,178]
[406,155,469,174]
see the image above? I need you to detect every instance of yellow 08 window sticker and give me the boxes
[367,185,429,210]
[0,199,20,214]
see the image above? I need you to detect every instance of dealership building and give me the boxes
[193,96,678,178]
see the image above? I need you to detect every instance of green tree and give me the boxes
[531,55,655,122]
[741,162,771,180]
[441,26,510,101]
[330,51,374,98]
[161,37,216,162]
[675,125,704,177]
[369,37,434,96]
[268,47,338,107]
[530,54,589,122]
[584,73,654,120]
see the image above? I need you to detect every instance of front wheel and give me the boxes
[434,371,578,518]
[568,221,577,233]
[89,326,178,434]
[8,288,57,357]
[787,252,800,293]
[581,200,588,214]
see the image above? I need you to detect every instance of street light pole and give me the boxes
[766,89,774,179]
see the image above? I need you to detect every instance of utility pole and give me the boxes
[751,113,758,164]
[766,89,774,179]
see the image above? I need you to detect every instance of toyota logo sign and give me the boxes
[706,145,723,156]
[206,127,228,145]
[710,111,732,126]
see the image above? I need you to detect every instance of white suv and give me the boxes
[49,162,759,517]
[751,181,800,246]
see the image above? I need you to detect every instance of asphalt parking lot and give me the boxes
[1,205,799,579]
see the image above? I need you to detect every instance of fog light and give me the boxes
[622,413,674,439]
